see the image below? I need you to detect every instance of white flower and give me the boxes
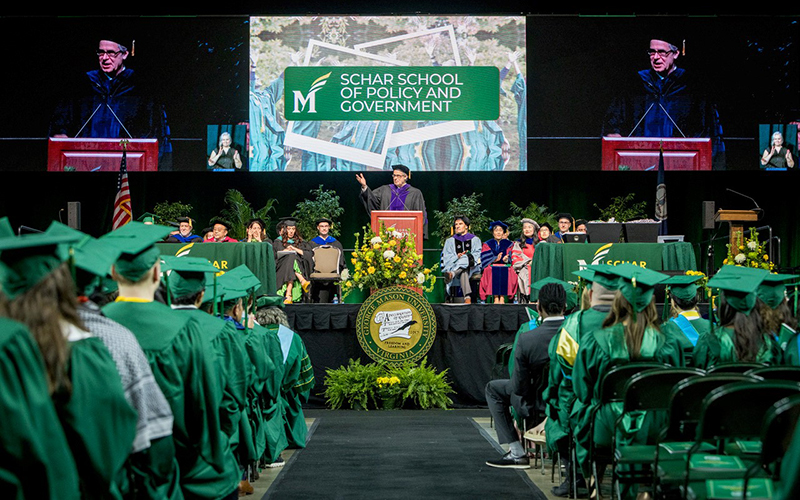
[416,272,425,284]
[340,269,350,281]
[370,236,383,245]
[392,230,404,239]
[747,241,758,251]
[734,253,747,264]
[383,250,396,260]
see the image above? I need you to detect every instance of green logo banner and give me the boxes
[284,66,500,121]
[562,243,664,277]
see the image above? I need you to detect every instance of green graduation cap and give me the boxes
[580,263,622,291]
[756,272,799,309]
[256,294,286,309]
[46,222,122,280]
[607,263,669,312]
[0,231,83,300]
[663,274,705,302]
[160,255,218,300]
[707,265,770,315]
[100,221,173,282]
[530,276,578,311]
[218,265,261,293]
[137,212,161,225]
[0,217,14,238]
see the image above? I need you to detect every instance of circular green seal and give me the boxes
[355,286,437,365]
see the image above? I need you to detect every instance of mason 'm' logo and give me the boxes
[292,72,331,114]
[578,243,613,270]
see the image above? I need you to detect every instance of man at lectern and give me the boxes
[603,34,725,169]
[49,35,172,169]
[356,165,428,239]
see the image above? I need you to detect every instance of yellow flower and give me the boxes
[351,257,358,265]
[389,240,397,246]
[393,256,402,263]
[423,269,431,275]
[764,255,769,261]
[367,266,375,274]
[399,271,407,279]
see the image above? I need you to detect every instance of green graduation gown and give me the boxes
[543,306,610,454]
[103,300,240,500]
[0,318,80,500]
[660,311,710,359]
[58,332,138,500]
[273,324,315,448]
[692,325,782,370]
[572,324,684,479]
[173,308,250,468]
[779,324,799,366]
[253,323,288,463]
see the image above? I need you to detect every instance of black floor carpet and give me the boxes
[264,410,546,499]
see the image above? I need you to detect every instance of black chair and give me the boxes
[745,365,800,382]
[587,362,670,496]
[653,374,756,497]
[706,362,768,375]
[685,393,800,500]
[678,380,800,496]
[611,367,705,500]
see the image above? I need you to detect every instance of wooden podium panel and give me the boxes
[716,209,759,255]
[601,137,712,171]
[370,210,424,254]
[47,138,159,172]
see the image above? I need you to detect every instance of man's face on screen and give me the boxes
[648,39,678,75]
[97,40,128,76]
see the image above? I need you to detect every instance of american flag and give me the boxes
[112,148,132,230]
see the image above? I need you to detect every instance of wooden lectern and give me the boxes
[47,138,159,172]
[716,209,759,255]
[370,211,424,255]
[601,137,713,171]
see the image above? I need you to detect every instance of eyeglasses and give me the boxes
[391,174,407,178]
[647,49,676,58]
[96,49,124,58]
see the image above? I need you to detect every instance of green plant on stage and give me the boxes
[218,189,278,240]
[292,184,344,240]
[722,227,775,272]
[593,193,648,222]
[341,223,437,298]
[323,359,384,411]
[432,192,491,246]
[323,359,454,410]
[506,200,558,237]
[152,200,194,225]
[398,359,454,410]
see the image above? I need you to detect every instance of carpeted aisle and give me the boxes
[264,410,547,499]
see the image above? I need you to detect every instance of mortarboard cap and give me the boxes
[209,217,232,230]
[101,221,173,282]
[0,231,83,300]
[161,255,219,299]
[707,265,770,315]
[584,263,622,292]
[257,295,286,309]
[663,273,705,302]
[757,272,799,309]
[278,217,297,228]
[489,220,508,231]
[392,164,411,178]
[0,217,13,238]
[137,212,159,225]
[315,217,332,226]
[607,263,668,312]
[47,222,121,280]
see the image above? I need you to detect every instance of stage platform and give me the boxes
[285,302,707,409]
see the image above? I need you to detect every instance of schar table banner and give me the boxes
[284,66,500,121]
[156,242,277,296]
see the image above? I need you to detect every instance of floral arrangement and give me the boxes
[340,224,438,298]
[722,227,775,272]
[323,359,454,410]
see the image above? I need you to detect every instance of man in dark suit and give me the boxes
[485,283,567,469]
